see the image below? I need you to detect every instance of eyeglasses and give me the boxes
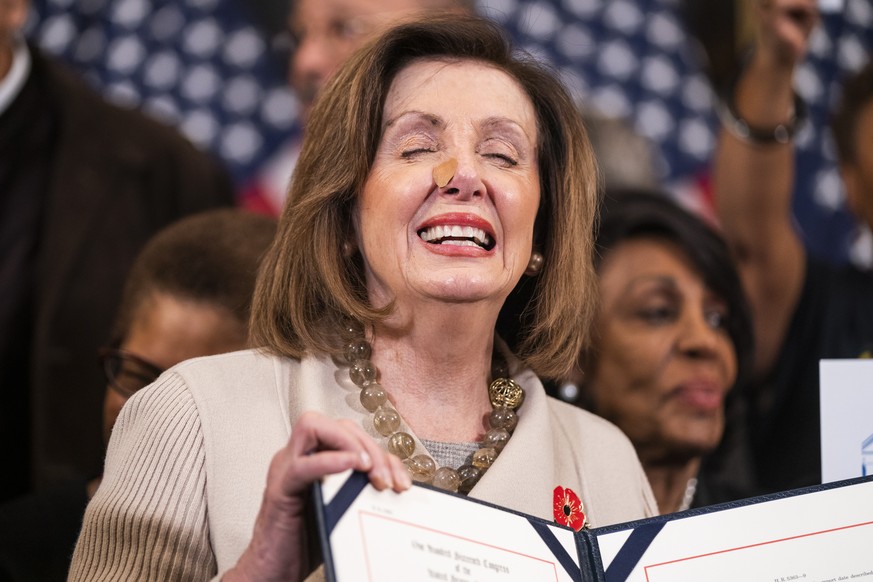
[98,347,165,398]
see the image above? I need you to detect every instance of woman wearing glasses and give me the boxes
[0,209,275,581]
[98,210,275,449]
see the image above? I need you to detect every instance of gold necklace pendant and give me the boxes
[488,377,525,410]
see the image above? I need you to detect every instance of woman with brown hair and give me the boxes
[71,15,656,582]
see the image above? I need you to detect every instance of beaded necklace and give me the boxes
[342,337,525,494]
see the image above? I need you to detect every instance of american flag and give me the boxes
[482,0,873,267]
[28,0,873,266]
[29,0,300,188]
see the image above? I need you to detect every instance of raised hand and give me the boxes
[225,411,411,582]
[754,0,820,67]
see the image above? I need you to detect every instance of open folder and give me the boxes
[313,471,873,582]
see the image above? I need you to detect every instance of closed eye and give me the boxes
[401,148,436,158]
[479,136,520,167]
[485,153,518,166]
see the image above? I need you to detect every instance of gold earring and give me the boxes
[524,251,543,276]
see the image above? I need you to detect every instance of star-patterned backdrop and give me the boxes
[27,0,873,266]
[28,0,300,187]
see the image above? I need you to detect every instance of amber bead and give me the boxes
[488,407,518,432]
[432,467,461,493]
[491,360,509,380]
[457,464,482,494]
[472,447,497,469]
[344,340,371,364]
[373,406,400,436]
[404,454,436,483]
[483,428,510,451]
[360,383,387,412]
[349,359,377,387]
[387,432,415,459]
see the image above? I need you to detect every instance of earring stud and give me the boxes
[524,251,543,276]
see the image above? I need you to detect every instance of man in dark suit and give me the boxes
[0,0,235,501]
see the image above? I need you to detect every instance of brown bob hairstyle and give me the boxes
[251,15,599,379]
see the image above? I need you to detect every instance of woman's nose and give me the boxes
[676,310,720,359]
[438,156,485,200]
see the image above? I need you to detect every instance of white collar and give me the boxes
[0,38,32,115]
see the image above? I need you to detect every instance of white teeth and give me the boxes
[418,224,492,248]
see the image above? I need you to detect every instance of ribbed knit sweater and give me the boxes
[70,378,214,580]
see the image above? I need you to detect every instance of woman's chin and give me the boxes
[420,284,505,305]
[396,266,516,305]
[664,431,723,461]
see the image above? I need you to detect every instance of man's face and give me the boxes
[287,0,452,121]
[842,98,873,232]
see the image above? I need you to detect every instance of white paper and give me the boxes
[320,473,581,582]
[820,359,873,483]
[596,479,873,582]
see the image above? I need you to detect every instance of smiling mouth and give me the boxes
[418,225,495,250]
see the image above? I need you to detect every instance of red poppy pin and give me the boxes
[553,486,588,531]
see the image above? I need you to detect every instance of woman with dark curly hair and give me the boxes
[575,190,754,514]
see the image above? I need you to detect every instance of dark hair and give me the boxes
[252,15,599,379]
[593,189,754,387]
[832,60,873,165]
[113,209,277,342]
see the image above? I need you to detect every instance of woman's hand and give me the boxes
[754,0,820,68]
[224,411,411,582]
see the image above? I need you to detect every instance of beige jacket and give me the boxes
[70,349,656,581]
